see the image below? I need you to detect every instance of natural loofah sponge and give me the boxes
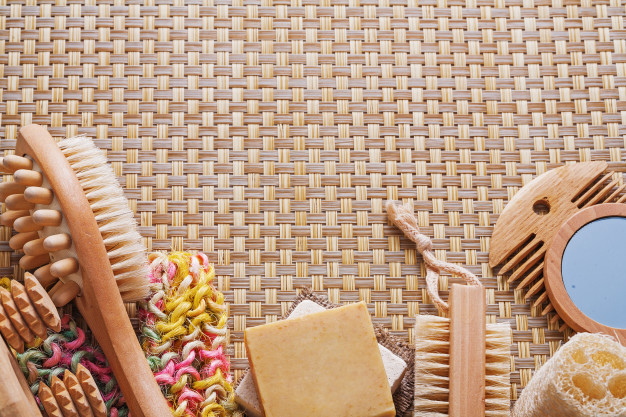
[513,333,626,417]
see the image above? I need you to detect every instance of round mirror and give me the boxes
[561,216,626,329]
[545,204,626,343]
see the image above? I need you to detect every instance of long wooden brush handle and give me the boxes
[17,125,170,417]
[0,335,43,417]
[448,284,486,417]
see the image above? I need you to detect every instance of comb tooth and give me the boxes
[24,273,61,332]
[75,364,107,417]
[0,297,24,352]
[550,313,561,324]
[5,194,35,211]
[14,169,43,187]
[572,171,612,206]
[582,176,620,208]
[0,210,30,227]
[0,181,27,201]
[515,261,544,291]
[38,383,64,417]
[50,258,79,278]
[50,375,80,417]
[64,371,95,417]
[541,302,554,316]
[558,322,569,332]
[604,183,626,203]
[19,253,50,270]
[10,280,47,339]
[23,238,48,257]
[32,209,63,227]
[524,277,545,300]
[507,248,546,284]
[24,186,54,205]
[13,215,43,233]
[499,237,542,275]
[9,231,40,250]
[532,291,549,309]
[3,155,33,171]
[0,287,36,344]
[617,193,626,204]
[34,264,58,289]
[43,234,72,252]
[50,281,81,308]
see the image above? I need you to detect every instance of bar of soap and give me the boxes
[244,301,396,417]
[235,300,407,417]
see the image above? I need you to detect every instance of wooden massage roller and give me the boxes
[0,125,170,416]
[37,364,108,417]
[489,162,626,331]
[0,272,60,353]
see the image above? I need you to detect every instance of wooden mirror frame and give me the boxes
[544,203,626,344]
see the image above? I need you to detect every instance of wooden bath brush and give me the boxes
[489,161,626,340]
[0,125,170,416]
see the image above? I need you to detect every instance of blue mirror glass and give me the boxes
[561,216,626,329]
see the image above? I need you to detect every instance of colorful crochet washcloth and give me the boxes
[140,252,241,417]
[16,314,128,416]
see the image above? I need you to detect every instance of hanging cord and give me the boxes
[386,201,482,312]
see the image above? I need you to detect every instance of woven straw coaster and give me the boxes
[1,0,626,414]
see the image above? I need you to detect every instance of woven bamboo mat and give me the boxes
[1,0,626,412]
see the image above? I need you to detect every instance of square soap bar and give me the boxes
[245,301,396,417]
[235,300,407,417]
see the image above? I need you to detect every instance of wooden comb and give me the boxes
[489,161,626,328]
[0,125,169,416]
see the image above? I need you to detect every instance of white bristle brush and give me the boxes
[0,124,170,417]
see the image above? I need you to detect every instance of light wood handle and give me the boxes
[17,124,171,417]
[0,335,43,417]
[448,284,486,417]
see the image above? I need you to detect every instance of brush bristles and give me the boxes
[414,315,512,417]
[56,136,150,302]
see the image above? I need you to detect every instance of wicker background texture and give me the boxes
[1,0,626,411]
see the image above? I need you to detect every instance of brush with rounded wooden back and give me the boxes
[0,124,170,417]
[386,202,512,417]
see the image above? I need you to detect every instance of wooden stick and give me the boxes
[0,335,43,417]
[448,284,486,417]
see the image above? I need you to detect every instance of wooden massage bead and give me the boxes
[19,254,50,270]
[0,287,35,344]
[50,281,80,308]
[32,209,63,227]
[34,264,58,289]
[44,234,72,252]
[50,258,79,278]
[0,210,30,227]
[38,383,63,417]
[0,299,24,352]
[23,237,47,257]
[5,194,35,211]
[24,273,61,332]
[76,364,107,417]
[13,216,43,233]
[10,280,47,339]
[63,371,94,417]
[2,155,32,172]
[24,187,53,205]
[50,375,79,417]
[9,232,39,251]
[0,182,26,202]
[14,169,43,187]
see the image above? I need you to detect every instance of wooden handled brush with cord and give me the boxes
[386,202,512,417]
[0,124,170,416]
